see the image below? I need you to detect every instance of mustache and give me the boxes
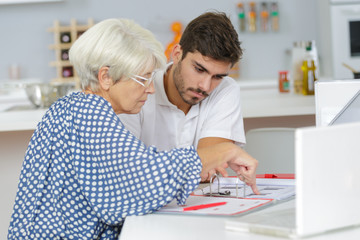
[188,88,209,97]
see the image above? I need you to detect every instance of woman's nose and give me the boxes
[145,81,156,94]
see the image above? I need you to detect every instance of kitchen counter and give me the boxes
[0,87,46,132]
[239,80,315,118]
[0,79,315,132]
[0,108,46,131]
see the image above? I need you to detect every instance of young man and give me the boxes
[119,12,257,187]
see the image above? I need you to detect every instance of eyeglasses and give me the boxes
[130,71,157,88]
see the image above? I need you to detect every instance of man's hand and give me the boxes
[198,137,232,181]
[227,148,259,195]
[197,141,259,195]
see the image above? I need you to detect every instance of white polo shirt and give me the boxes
[118,68,245,151]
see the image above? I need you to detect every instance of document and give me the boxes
[192,177,295,201]
[156,177,293,216]
[157,195,273,216]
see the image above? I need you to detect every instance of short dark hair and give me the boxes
[179,11,242,66]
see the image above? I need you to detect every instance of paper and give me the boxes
[225,199,296,238]
[193,177,295,201]
[157,195,273,216]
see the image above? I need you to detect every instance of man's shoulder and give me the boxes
[220,76,239,87]
[197,77,241,109]
[210,76,240,97]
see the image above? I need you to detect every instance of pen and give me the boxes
[183,201,227,211]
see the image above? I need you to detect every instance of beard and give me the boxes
[173,61,209,106]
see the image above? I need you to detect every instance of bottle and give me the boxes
[229,62,240,79]
[308,40,320,79]
[291,41,307,94]
[61,49,69,61]
[301,45,317,95]
[248,2,257,32]
[279,71,290,93]
[260,2,269,32]
[270,2,279,32]
[60,32,71,43]
[237,2,246,32]
[62,66,73,78]
[8,64,20,80]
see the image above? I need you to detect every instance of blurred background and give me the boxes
[1,0,360,238]
[0,0,333,82]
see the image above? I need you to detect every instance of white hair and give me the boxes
[69,18,166,91]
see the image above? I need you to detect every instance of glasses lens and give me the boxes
[132,70,157,88]
[145,72,156,87]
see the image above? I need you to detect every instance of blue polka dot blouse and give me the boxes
[8,92,202,239]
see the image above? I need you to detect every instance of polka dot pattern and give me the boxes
[8,92,202,239]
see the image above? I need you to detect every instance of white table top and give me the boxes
[119,199,360,240]
[0,87,46,131]
[0,80,315,132]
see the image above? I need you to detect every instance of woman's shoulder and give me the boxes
[48,92,113,120]
[60,92,110,108]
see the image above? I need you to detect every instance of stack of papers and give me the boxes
[157,195,273,216]
[193,177,295,201]
[157,177,295,216]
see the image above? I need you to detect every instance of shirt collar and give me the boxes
[155,63,200,117]
[155,63,174,107]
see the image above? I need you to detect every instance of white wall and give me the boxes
[0,0,332,82]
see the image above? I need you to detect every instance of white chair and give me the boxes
[227,128,296,176]
[244,128,296,174]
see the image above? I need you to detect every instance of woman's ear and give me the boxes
[98,66,112,91]
[171,44,183,64]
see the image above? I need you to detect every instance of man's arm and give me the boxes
[197,138,259,195]
[198,137,236,178]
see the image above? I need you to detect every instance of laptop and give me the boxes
[315,79,360,126]
[226,122,360,238]
[329,89,360,125]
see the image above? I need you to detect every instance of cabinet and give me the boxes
[48,18,94,87]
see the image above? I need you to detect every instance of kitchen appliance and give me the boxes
[25,82,75,108]
[331,0,360,79]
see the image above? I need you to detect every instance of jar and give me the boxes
[279,71,290,93]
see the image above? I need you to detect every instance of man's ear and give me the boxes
[171,44,183,64]
[98,66,112,91]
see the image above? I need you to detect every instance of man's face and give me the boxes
[172,50,232,105]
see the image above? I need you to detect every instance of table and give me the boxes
[119,199,360,240]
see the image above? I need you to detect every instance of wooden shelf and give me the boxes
[48,18,94,88]
[48,43,72,49]
[49,61,72,67]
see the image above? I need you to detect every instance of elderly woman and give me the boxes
[8,18,258,239]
